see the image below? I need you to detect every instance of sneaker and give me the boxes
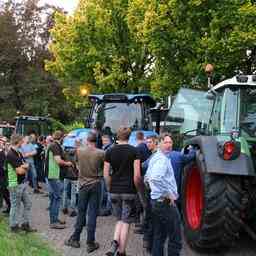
[62,208,68,215]
[21,223,37,232]
[117,253,126,256]
[50,223,66,229]
[33,189,44,194]
[10,225,20,233]
[2,208,10,215]
[87,241,99,253]
[133,227,144,234]
[105,240,119,256]
[64,237,80,248]
[58,219,66,225]
[69,210,77,217]
[143,240,152,252]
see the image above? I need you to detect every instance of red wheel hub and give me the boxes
[185,165,203,230]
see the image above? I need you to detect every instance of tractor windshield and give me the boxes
[15,119,52,136]
[165,88,213,136]
[0,126,14,138]
[91,102,143,134]
[240,88,256,137]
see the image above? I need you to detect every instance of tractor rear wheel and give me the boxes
[182,153,243,251]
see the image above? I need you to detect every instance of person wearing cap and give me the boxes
[6,134,36,232]
[45,130,73,229]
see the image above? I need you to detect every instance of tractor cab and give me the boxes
[0,123,15,139]
[86,94,156,135]
[207,75,256,168]
[207,75,256,137]
[15,116,52,136]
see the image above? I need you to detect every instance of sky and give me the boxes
[39,0,79,13]
[1,0,79,13]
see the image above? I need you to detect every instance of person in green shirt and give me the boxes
[45,130,73,229]
[7,134,36,232]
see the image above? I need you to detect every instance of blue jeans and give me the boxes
[48,179,64,224]
[151,200,182,256]
[63,179,77,210]
[9,183,32,227]
[98,178,112,215]
[72,181,101,242]
[25,162,38,189]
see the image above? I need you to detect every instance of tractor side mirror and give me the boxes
[205,90,216,100]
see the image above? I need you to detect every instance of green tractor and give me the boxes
[165,75,256,251]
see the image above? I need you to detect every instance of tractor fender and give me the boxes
[184,135,255,176]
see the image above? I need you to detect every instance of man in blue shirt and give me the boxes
[165,142,196,210]
[145,133,182,256]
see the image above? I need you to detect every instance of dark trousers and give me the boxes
[143,187,153,245]
[151,200,182,256]
[72,181,100,242]
[0,181,10,210]
[48,179,64,224]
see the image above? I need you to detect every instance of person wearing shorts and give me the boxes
[104,127,141,256]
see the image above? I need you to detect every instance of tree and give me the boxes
[128,0,256,97]
[0,0,76,122]
[46,0,155,95]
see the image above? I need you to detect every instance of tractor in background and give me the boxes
[86,93,159,142]
[15,116,52,137]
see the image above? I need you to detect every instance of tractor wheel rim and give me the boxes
[185,165,203,230]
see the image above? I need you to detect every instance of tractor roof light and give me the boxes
[236,75,248,83]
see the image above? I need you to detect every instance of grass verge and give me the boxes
[0,216,60,256]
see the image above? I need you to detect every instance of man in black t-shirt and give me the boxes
[7,134,36,232]
[104,127,142,256]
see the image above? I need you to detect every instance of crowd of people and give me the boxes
[0,127,196,256]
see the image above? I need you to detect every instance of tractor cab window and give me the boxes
[165,88,213,137]
[240,88,256,137]
[211,88,239,135]
[92,102,143,134]
[221,88,239,133]
[0,127,14,138]
[16,120,52,136]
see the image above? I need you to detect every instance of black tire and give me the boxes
[182,152,243,252]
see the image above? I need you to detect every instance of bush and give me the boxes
[64,121,85,133]
[50,118,67,132]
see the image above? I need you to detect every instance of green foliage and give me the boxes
[63,121,85,133]
[128,0,256,96]
[47,0,256,100]
[50,118,66,132]
[0,0,79,123]
[0,218,60,256]
[46,0,154,96]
